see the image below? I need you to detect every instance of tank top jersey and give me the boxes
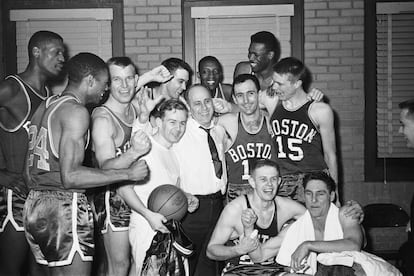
[0,75,49,175]
[225,114,277,184]
[226,195,279,266]
[27,94,89,192]
[91,105,135,187]
[270,100,327,175]
[92,105,135,158]
[214,83,225,99]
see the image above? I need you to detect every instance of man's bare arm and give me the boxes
[311,102,338,184]
[247,197,306,263]
[92,111,150,169]
[58,103,146,189]
[118,185,169,233]
[290,213,363,271]
[207,202,258,261]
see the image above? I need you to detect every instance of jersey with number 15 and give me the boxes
[270,100,327,176]
[27,94,88,192]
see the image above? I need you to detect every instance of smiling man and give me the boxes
[147,57,192,102]
[23,53,150,276]
[269,57,337,203]
[197,56,232,102]
[0,30,65,275]
[91,56,172,276]
[217,74,277,202]
[207,159,305,275]
[128,99,196,275]
[173,84,229,276]
[233,31,281,92]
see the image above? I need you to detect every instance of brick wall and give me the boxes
[304,0,366,202]
[303,0,414,212]
[122,0,414,212]
[124,0,182,74]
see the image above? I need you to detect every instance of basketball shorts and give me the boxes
[24,190,94,266]
[93,187,131,233]
[0,186,25,232]
[226,183,253,203]
[277,173,306,203]
[222,262,286,276]
[277,170,330,203]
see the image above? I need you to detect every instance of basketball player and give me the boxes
[268,57,338,203]
[128,99,198,275]
[218,74,277,202]
[145,57,192,102]
[233,31,280,91]
[207,159,306,274]
[207,160,361,274]
[0,30,64,275]
[23,53,149,276]
[91,56,172,276]
[197,56,232,102]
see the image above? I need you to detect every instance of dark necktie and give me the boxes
[200,126,223,179]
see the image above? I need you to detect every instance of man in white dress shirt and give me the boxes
[127,99,197,275]
[173,84,229,276]
[134,83,228,276]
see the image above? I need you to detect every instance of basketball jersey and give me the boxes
[27,94,87,192]
[225,114,277,184]
[214,83,225,99]
[270,100,327,175]
[226,195,279,266]
[0,75,49,175]
[92,105,135,157]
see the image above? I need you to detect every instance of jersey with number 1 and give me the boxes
[270,100,327,175]
[225,114,277,184]
[27,94,86,192]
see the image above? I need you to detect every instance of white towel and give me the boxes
[276,203,343,275]
[317,251,402,276]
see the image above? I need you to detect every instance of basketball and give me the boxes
[147,184,188,221]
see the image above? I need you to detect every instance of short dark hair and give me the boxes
[66,52,107,84]
[232,74,260,94]
[107,56,137,73]
[154,98,188,119]
[162,57,193,79]
[303,171,336,193]
[399,99,414,120]
[250,159,280,177]
[272,57,312,92]
[28,30,63,59]
[198,56,222,72]
[250,31,281,63]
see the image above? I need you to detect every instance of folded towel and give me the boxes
[317,251,402,276]
[276,203,343,275]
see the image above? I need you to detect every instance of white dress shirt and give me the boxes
[129,135,181,274]
[173,117,227,195]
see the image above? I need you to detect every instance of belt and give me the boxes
[195,191,223,200]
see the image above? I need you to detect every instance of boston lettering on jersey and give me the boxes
[270,101,327,175]
[227,143,272,163]
[271,118,317,143]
